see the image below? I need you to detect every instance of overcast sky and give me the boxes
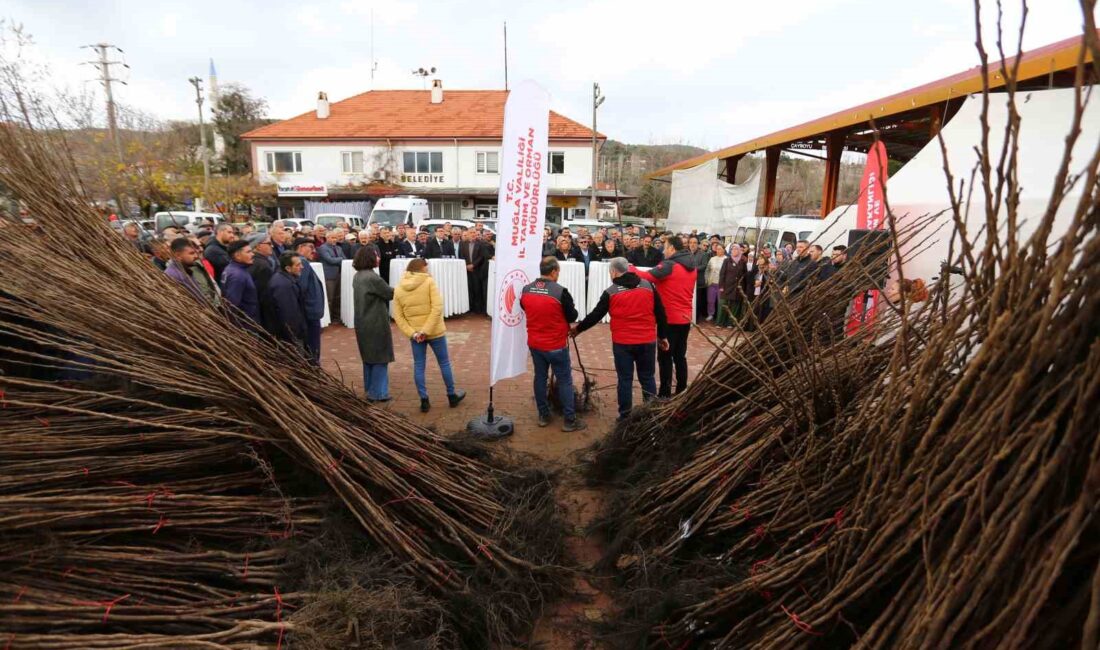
[1,0,1094,149]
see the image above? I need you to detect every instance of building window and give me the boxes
[475,205,498,221]
[403,151,443,174]
[429,201,460,220]
[476,151,499,174]
[265,151,302,173]
[548,151,565,174]
[570,207,587,219]
[341,151,364,174]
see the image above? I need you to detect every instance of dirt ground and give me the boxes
[321,315,718,648]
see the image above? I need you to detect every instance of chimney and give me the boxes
[316,91,330,119]
[430,79,443,104]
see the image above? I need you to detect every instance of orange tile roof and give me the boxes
[241,89,601,141]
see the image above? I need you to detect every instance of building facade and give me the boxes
[243,85,619,223]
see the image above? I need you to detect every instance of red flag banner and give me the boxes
[846,141,889,335]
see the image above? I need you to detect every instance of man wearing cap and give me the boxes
[247,234,278,332]
[293,238,326,364]
[520,257,584,431]
[221,240,261,328]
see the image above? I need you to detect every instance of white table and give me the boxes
[487,259,586,321]
[341,259,384,328]
[587,261,613,323]
[310,262,331,327]
[340,259,356,328]
[388,257,469,318]
[585,263,696,324]
[558,261,587,319]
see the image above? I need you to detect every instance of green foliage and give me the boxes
[212,83,272,175]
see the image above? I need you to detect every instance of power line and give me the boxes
[80,43,128,164]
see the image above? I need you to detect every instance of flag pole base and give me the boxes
[466,387,513,440]
[467,411,514,440]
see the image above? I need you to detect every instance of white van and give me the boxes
[315,213,366,231]
[732,212,856,251]
[154,211,225,233]
[368,197,430,229]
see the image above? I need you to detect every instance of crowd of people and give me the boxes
[120,217,853,426]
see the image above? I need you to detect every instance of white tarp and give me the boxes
[890,87,1100,283]
[667,157,761,234]
[489,80,550,386]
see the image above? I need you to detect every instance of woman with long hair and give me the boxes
[392,258,466,412]
[352,247,395,402]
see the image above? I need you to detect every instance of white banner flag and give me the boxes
[490,80,550,386]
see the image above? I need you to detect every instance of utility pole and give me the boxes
[590,82,605,219]
[503,22,509,90]
[81,43,127,163]
[188,76,211,198]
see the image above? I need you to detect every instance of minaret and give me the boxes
[209,58,225,156]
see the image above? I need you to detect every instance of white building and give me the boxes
[242,83,614,223]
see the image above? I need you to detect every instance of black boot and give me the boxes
[448,389,466,408]
[420,398,430,413]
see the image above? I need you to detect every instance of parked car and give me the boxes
[279,218,316,231]
[416,219,495,235]
[315,213,367,231]
[561,218,618,235]
[154,211,225,234]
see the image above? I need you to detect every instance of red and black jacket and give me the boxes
[520,277,578,351]
[635,250,698,325]
[576,272,668,345]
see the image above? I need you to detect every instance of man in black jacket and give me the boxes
[628,235,664,267]
[375,227,400,283]
[247,234,277,331]
[267,252,308,352]
[397,228,418,257]
[203,223,237,284]
[425,226,455,259]
[458,230,489,314]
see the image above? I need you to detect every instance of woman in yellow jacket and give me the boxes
[393,258,466,412]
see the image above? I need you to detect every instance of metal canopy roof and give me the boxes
[650,31,1098,179]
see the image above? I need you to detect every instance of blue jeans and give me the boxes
[362,363,390,400]
[530,346,575,421]
[411,336,456,400]
[305,319,322,365]
[612,342,657,418]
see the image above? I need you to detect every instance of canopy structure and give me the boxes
[649,31,1098,217]
[891,86,1100,283]
[666,158,760,234]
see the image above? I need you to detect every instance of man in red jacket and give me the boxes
[520,257,585,432]
[634,235,697,398]
[573,257,669,420]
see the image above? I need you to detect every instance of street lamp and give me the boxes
[591,83,605,219]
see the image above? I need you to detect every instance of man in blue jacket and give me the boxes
[268,252,308,353]
[316,229,347,325]
[221,240,261,329]
[294,238,326,365]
